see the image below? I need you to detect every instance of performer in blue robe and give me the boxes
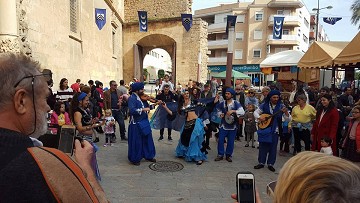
[161,90,207,165]
[254,90,290,172]
[127,82,157,165]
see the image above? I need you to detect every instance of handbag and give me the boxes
[137,119,152,136]
[257,127,273,143]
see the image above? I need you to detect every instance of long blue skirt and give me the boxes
[175,118,207,162]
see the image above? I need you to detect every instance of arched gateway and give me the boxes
[123,0,208,85]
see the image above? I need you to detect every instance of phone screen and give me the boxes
[237,175,255,203]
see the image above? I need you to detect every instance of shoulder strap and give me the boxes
[28,147,99,203]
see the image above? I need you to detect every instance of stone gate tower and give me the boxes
[123,0,208,85]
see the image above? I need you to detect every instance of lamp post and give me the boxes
[226,26,235,87]
[312,2,332,41]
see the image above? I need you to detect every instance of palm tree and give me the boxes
[351,0,360,29]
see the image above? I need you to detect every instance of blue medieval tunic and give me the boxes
[127,93,156,163]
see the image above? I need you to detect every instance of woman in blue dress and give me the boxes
[162,90,207,165]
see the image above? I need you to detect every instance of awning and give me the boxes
[260,50,304,68]
[212,70,251,79]
[298,41,348,69]
[334,32,360,67]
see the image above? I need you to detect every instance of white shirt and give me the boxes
[320,146,333,155]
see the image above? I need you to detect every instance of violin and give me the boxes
[140,94,158,103]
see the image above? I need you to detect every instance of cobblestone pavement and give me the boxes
[97,121,292,203]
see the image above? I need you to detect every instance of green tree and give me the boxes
[143,68,148,81]
[351,0,360,29]
[158,69,165,79]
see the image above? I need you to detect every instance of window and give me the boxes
[236,14,245,23]
[235,49,243,59]
[112,29,115,55]
[255,11,263,21]
[70,0,78,33]
[277,10,290,15]
[254,30,263,40]
[224,17,227,23]
[304,17,309,28]
[236,32,244,41]
[222,34,228,40]
[303,34,308,43]
[283,29,290,35]
[275,47,290,53]
[253,49,261,58]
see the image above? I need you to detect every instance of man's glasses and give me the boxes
[14,73,52,88]
[13,72,52,136]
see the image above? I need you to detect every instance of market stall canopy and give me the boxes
[212,70,250,79]
[298,41,348,69]
[334,32,360,67]
[260,50,304,68]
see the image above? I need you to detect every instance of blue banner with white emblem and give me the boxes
[95,8,106,30]
[323,17,342,25]
[181,14,192,32]
[273,16,284,39]
[138,11,148,32]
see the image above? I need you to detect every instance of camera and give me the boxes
[236,172,256,203]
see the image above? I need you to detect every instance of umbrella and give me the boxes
[260,50,304,68]
[212,70,250,79]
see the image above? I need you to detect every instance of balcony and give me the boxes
[268,15,301,27]
[208,57,227,65]
[267,34,300,45]
[267,0,303,8]
[208,39,229,49]
[208,22,227,34]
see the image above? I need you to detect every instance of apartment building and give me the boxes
[194,0,311,86]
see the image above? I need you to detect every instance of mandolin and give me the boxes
[257,110,283,129]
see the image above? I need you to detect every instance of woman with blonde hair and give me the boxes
[232,151,360,202]
[274,151,360,203]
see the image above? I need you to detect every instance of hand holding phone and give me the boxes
[237,172,256,203]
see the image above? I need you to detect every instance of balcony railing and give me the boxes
[208,39,229,49]
[267,34,300,45]
[208,57,227,64]
[208,22,227,33]
[268,15,302,27]
[267,0,303,8]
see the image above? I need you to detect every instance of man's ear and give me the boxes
[13,89,30,114]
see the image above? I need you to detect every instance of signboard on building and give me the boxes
[208,64,261,72]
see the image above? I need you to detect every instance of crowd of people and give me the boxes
[2,53,360,202]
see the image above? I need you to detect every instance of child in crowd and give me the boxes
[50,101,71,134]
[279,118,291,156]
[103,109,115,147]
[320,136,333,155]
[244,104,257,148]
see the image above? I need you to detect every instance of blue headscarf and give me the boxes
[78,92,87,101]
[131,82,144,92]
[226,88,236,96]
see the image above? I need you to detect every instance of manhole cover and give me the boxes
[149,161,184,172]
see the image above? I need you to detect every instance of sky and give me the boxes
[192,0,359,41]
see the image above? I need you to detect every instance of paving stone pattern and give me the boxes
[97,121,291,203]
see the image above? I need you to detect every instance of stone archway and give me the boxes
[135,34,176,83]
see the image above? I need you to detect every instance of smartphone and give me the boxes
[236,172,256,203]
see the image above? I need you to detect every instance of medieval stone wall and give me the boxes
[14,0,124,90]
[124,0,192,22]
[123,18,208,86]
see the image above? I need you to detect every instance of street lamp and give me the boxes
[312,1,333,41]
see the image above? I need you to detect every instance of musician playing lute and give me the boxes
[253,90,291,172]
[214,88,245,163]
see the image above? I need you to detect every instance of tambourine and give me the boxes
[224,113,238,125]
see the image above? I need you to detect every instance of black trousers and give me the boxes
[160,128,172,136]
[292,127,311,153]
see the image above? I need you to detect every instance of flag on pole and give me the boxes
[95,8,106,30]
[323,17,342,25]
[273,16,284,39]
[181,14,193,31]
[226,15,237,34]
[138,11,148,32]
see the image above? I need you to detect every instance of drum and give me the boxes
[224,113,238,125]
